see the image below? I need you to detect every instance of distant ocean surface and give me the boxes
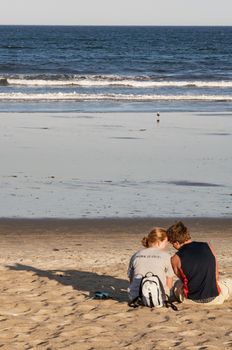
[0,25,232,113]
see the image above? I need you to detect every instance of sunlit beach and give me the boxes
[0,5,232,348]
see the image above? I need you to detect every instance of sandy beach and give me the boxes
[0,112,231,348]
[0,218,231,349]
[1,24,232,350]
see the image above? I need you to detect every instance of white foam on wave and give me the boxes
[5,77,232,88]
[0,92,232,101]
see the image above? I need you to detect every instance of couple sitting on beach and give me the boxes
[128,221,232,307]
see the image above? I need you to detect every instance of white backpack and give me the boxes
[128,273,178,310]
[139,272,165,308]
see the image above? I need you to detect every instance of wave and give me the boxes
[1,75,232,88]
[0,92,232,102]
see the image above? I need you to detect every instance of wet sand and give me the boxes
[0,218,232,349]
[0,111,232,218]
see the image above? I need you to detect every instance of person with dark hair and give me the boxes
[167,221,232,305]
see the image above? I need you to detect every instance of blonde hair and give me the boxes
[142,227,167,248]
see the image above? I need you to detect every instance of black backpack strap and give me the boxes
[128,296,142,308]
[154,274,166,302]
[164,295,178,311]
[148,292,155,308]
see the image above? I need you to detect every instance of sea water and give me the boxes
[0,25,232,113]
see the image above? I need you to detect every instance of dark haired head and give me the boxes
[166,221,191,244]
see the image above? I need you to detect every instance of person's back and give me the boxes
[128,246,172,300]
[176,241,219,300]
[128,227,174,302]
[167,221,232,305]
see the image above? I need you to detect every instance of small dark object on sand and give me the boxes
[94,291,111,300]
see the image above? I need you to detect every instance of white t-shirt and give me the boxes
[128,247,174,300]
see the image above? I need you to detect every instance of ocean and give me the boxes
[0,25,232,113]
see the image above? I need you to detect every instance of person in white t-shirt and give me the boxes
[128,227,174,302]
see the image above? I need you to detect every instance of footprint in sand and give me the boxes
[223,340,232,347]
[179,330,204,337]
[30,314,50,322]
[225,331,232,337]
[185,346,219,350]
[2,305,31,316]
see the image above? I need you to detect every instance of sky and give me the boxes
[0,0,232,26]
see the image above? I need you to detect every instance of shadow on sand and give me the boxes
[7,263,129,302]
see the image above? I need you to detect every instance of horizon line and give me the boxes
[0,24,232,27]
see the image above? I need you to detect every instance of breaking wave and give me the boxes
[0,92,232,101]
[1,75,232,88]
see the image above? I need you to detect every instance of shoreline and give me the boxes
[1,216,232,231]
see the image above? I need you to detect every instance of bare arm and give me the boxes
[166,276,173,290]
[171,254,182,279]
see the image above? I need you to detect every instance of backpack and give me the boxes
[139,272,165,308]
[128,272,178,311]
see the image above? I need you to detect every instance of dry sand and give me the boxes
[0,218,232,350]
